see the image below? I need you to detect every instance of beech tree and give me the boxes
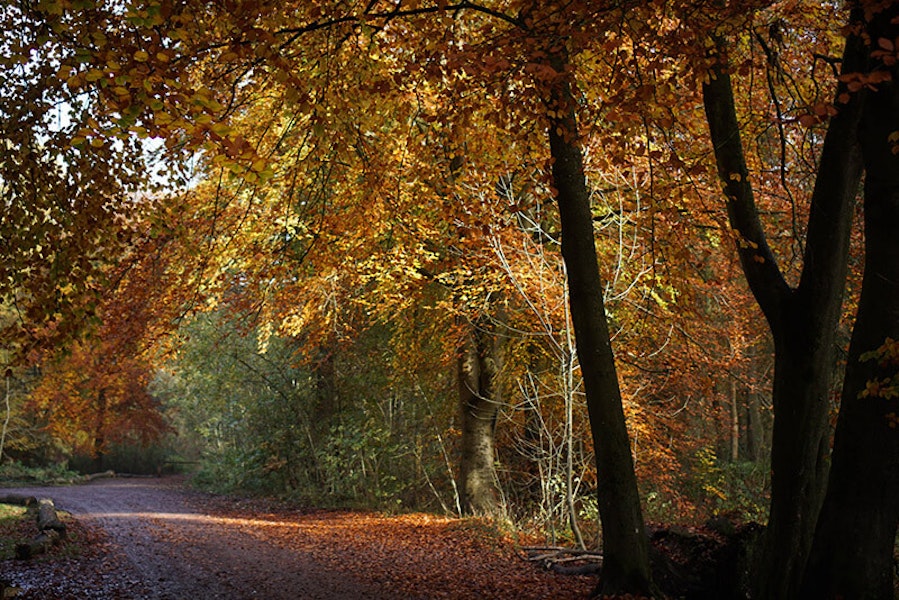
[699,2,899,597]
[701,7,865,597]
[801,5,899,598]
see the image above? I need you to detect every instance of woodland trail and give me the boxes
[1,477,594,600]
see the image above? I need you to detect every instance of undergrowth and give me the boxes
[0,462,81,486]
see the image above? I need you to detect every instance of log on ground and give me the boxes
[14,498,67,560]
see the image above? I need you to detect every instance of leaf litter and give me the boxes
[1,478,594,599]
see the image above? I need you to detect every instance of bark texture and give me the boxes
[547,49,653,597]
[801,7,899,597]
[458,318,501,516]
[702,21,865,599]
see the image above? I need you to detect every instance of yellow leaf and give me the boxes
[134,50,149,62]
[56,65,74,80]
[211,123,233,137]
[728,172,742,182]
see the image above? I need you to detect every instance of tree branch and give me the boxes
[702,37,791,329]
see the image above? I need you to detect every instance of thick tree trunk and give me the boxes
[802,9,899,597]
[702,18,864,598]
[757,331,835,597]
[458,318,501,516]
[35,498,66,535]
[546,50,653,597]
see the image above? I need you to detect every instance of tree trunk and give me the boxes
[702,17,865,598]
[458,317,501,516]
[757,331,836,597]
[801,8,899,597]
[1,371,10,463]
[35,498,66,536]
[313,345,337,427]
[745,388,766,462]
[92,387,108,472]
[546,49,653,597]
[15,498,66,560]
[730,380,739,462]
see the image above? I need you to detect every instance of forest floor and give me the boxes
[0,477,595,599]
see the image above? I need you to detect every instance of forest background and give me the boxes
[1,0,897,598]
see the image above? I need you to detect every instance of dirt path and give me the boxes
[2,477,392,599]
[1,477,594,600]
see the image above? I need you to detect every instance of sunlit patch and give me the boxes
[87,511,304,530]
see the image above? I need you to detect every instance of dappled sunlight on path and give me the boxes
[1,477,594,600]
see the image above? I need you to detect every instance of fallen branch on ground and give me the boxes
[522,546,603,575]
[84,470,116,481]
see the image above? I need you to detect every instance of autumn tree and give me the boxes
[0,1,159,364]
[800,4,899,598]
[691,1,899,596]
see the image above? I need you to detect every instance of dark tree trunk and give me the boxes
[757,330,837,597]
[802,8,899,597]
[458,317,501,516]
[702,17,865,598]
[730,380,739,462]
[306,345,337,486]
[546,49,653,597]
[92,387,108,472]
[745,388,767,462]
[313,345,337,425]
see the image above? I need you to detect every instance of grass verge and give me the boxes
[0,503,31,560]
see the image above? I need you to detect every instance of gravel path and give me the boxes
[1,477,390,600]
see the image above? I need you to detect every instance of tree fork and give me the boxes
[702,13,865,598]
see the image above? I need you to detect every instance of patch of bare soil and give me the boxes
[1,477,594,599]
